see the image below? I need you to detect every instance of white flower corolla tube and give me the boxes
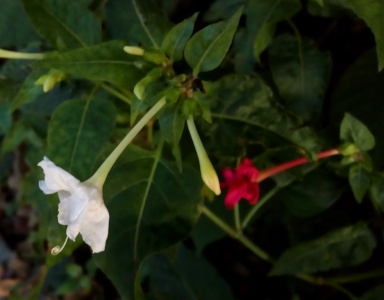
[38,157,109,254]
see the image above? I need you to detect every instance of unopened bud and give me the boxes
[187,115,221,195]
[123,46,145,56]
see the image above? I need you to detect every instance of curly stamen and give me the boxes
[51,236,69,255]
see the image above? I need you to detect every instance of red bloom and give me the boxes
[220,159,259,209]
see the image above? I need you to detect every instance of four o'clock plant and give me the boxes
[1,1,383,299]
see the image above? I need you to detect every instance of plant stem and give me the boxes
[201,206,274,262]
[234,204,242,234]
[242,185,281,229]
[327,269,384,284]
[86,97,166,187]
[101,83,132,104]
[257,148,340,182]
[0,48,45,60]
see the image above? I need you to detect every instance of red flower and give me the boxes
[220,159,259,209]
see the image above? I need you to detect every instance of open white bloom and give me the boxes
[38,157,109,254]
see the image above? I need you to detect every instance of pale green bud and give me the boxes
[123,46,145,56]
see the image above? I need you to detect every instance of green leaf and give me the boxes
[337,0,384,71]
[184,7,243,75]
[207,74,320,155]
[162,13,198,61]
[159,106,185,171]
[370,173,384,212]
[246,0,301,60]
[360,285,384,300]
[340,113,375,151]
[270,223,376,275]
[233,28,256,74]
[21,0,101,49]
[47,98,116,180]
[33,41,146,88]
[145,246,235,300]
[0,0,39,47]
[349,163,371,203]
[282,168,344,218]
[0,101,11,134]
[269,34,331,121]
[93,145,203,299]
[204,0,246,22]
[253,23,276,63]
[311,0,324,5]
[191,197,231,253]
[0,79,20,134]
[10,69,45,112]
[104,0,172,48]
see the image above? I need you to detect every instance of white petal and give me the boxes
[57,189,89,226]
[80,198,109,253]
[38,157,80,194]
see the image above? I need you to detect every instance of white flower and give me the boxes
[38,156,109,253]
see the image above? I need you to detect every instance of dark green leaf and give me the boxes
[1,119,43,156]
[253,23,276,63]
[21,0,101,49]
[370,173,384,212]
[207,74,321,155]
[349,163,371,203]
[330,50,384,168]
[360,285,384,300]
[204,0,245,22]
[269,34,331,121]
[184,7,243,75]
[33,41,146,88]
[233,28,256,74]
[270,223,376,275]
[93,146,203,299]
[159,106,185,171]
[162,13,198,61]
[191,198,230,253]
[10,69,45,112]
[340,113,375,151]
[337,0,384,71]
[246,0,301,61]
[104,0,172,48]
[282,168,344,218]
[0,0,39,47]
[47,98,116,180]
[0,101,11,134]
[146,246,234,300]
[0,79,20,134]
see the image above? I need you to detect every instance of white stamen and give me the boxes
[51,236,69,255]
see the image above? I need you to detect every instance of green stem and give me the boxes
[325,282,359,300]
[234,204,242,234]
[0,48,45,60]
[328,269,384,284]
[101,83,132,104]
[201,206,274,262]
[86,97,166,187]
[242,185,281,229]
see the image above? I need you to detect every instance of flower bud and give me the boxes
[123,46,145,56]
[187,116,221,195]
